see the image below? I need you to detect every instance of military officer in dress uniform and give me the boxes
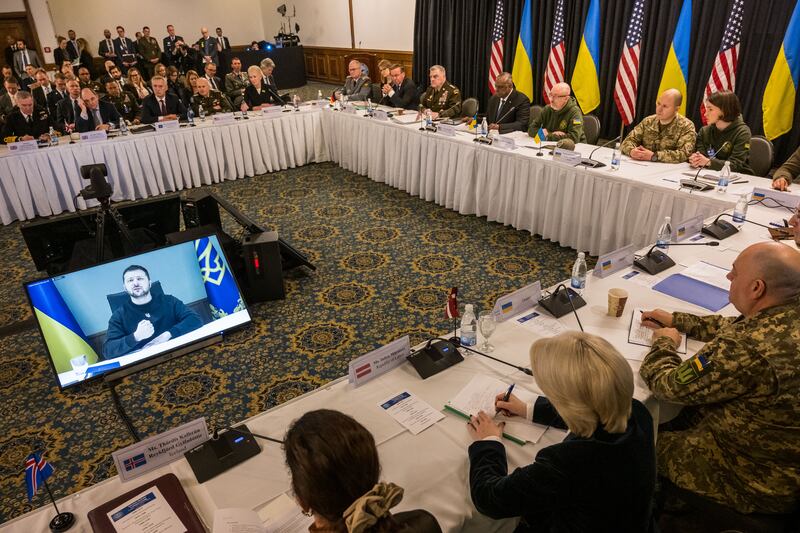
[338,60,371,101]
[640,241,800,515]
[77,67,103,94]
[620,88,696,163]
[419,65,461,119]
[137,26,161,80]
[224,57,248,107]
[1,90,50,143]
[190,77,232,116]
[103,79,140,124]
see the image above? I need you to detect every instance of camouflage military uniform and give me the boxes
[639,296,800,514]
[420,81,462,118]
[190,90,232,116]
[620,113,696,163]
[103,91,139,123]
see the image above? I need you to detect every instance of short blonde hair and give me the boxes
[530,331,633,438]
[247,65,262,77]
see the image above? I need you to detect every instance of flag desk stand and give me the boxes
[448,318,460,346]
[42,479,75,532]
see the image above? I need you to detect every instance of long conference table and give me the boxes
[2,105,797,531]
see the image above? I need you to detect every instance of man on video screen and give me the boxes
[103,265,203,359]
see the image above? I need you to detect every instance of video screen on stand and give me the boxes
[24,234,251,389]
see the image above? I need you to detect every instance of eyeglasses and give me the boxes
[549,93,569,100]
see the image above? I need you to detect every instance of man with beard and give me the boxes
[102,265,202,359]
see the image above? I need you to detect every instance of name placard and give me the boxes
[594,244,635,278]
[436,123,456,136]
[348,336,411,387]
[552,148,581,166]
[79,130,108,143]
[154,119,180,132]
[112,418,208,482]
[6,139,38,152]
[751,187,800,211]
[672,214,704,242]
[212,112,236,124]
[372,109,389,121]
[492,281,542,322]
[493,136,517,151]
[342,105,357,115]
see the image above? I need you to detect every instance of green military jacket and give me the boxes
[773,145,800,184]
[620,113,696,163]
[137,37,161,61]
[528,96,586,144]
[695,115,753,174]
[191,90,232,116]
[640,295,800,514]
[103,91,139,122]
[79,80,103,94]
[420,81,461,118]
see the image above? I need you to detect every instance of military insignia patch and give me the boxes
[674,354,712,385]
[559,120,567,129]
[572,118,582,125]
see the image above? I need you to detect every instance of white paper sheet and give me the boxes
[213,508,265,533]
[512,309,567,337]
[378,391,445,435]
[257,494,314,533]
[106,486,186,533]
[681,261,731,291]
[628,307,687,357]
[619,269,660,289]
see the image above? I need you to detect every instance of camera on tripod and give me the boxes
[79,163,113,202]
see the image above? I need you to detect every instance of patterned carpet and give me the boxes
[0,162,581,522]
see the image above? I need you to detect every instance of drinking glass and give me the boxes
[70,354,89,381]
[478,311,497,352]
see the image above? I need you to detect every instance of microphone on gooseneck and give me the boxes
[212,425,284,445]
[441,337,533,376]
[579,136,621,168]
[634,241,719,275]
[702,212,772,240]
[587,136,620,161]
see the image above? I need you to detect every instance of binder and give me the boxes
[653,273,730,312]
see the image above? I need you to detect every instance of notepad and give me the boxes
[653,262,731,312]
[628,307,687,357]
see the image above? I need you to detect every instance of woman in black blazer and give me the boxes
[241,65,275,111]
[76,38,94,79]
[467,331,656,532]
[54,37,71,71]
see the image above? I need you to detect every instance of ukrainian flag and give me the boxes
[571,0,601,113]
[511,0,534,101]
[657,0,691,116]
[195,236,245,319]
[762,2,800,140]
[533,126,545,145]
[468,113,477,130]
[27,279,98,373]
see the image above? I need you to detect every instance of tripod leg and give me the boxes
[95,212,106,263]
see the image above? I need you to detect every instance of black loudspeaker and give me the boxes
[242,231,285,301]
[182,190,222,230]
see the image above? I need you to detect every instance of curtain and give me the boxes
[414,0,800,163]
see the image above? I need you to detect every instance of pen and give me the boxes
[503,383,515,402]
[640,310,667,328]
[662,178,678,183]
[770,222,787,228]
[784,219,790,228]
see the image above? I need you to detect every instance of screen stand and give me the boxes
[106,379,141,442]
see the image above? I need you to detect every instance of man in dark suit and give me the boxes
[140,75,186,123]
[55,78,83,133]
[163,25,183,66]
[203,62,222,92]
[31,69,53,108]
[98,29,117,65]
[486,72,530,134]
[379,63,418,110]
[18,64,35,92]
[47,73,68,120]
[1,90,50,143]
[75,88,121,132]
[66,30,80,60]
[4,35,17,68]
[215,28,230,51]
[113,26,138,74]
[0,78,20,125]
[12,40,41,80]
[197,27,219,66]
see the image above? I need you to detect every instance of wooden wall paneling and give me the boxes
[303,46,413,85]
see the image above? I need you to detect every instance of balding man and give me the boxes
[76,88,121,132]
[190,77,231,117]
[620,89,695,163]
[528,82,585,144]
[340,60,371,101]
[420,65,461,119]
[197,27,219,66]
[640,241,800,515]
[485,72,530,133]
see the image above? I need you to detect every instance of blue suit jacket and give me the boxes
[76,100,122,132]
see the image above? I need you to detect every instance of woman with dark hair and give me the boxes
[54,37,71,70]
[76,38,94,78]
[284,409,441,533]
[689,90,754,174]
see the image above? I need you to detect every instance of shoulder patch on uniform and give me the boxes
[559,120,567,130]
[673,354,712,385]
[744,143,750,150]
[572,118,582,125]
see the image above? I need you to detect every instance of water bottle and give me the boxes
[198,104,206,121]
[610,143,621,170]
[717,161,731,193]
[119,118,128,135]
[656,216,672,252]
[48,126,57,146]
[293,94,300,110]
[425,109,433,128]
[366,98,373,116]
[186,106,195,125]
[460,304,477,346]
[480,117,488,137]
[570,252,588,294]
[732,193,749,223]
[241,106,248,119]
[317,89,323,101]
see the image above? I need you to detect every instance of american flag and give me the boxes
[25,452,54,501]
[613,0,647,126]
[699,0,743,124]
[543,0,566,104]
[488,0,505,94]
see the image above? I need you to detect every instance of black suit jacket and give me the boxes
[76,100,122,132]
[31,86,49,108]
[217,36,230,50]
[162,35,183,62]
[379,77,419,110]
[1,106,50,142]
[486,90,531,134]
[47,89,67,120]
[98,38,116,59]
[67,40,80,60]
[54,48,71,68]
[114,37,137,67]
[140,93,186,123]
[204,75,223,92]
[244,80,281,108]
[55,97,82,132]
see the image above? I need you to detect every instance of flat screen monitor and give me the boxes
[24,233,251,389]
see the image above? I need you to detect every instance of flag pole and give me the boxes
[42,479,74,532]
[619,121,625,147]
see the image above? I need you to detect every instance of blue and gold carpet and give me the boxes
[0,162,581,522]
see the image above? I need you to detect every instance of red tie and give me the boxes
[159,99,166,115]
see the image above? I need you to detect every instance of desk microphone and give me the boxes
[702,212,771,240]
[581,136,620,168]
[634,241,720,275]
[455,341,534,376]
[212,425,284,445]
[537,283,585,327]
[494,101,521,124]
[185,422,274,483]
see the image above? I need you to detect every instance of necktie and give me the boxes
[22,51,28,67]
[93,108,102,126]
[121,40,127,52]
[220,37,225,50]
[73,100,79,118]
[107,39,112,53]
[26,114,32,124]
[159,99,166,115]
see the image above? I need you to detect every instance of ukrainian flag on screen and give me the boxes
[511,0,534,101]
[657,0,691,116]
[571,0,601,113]
[27,279,98,373]
[533,126,545,144]
[195,237,244,319]
[762,1,800,140]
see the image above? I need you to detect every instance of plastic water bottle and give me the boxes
[119,118,128,135]
[366,98,373,116]
[610,143,621,170]
[460,304,477,346]
[732,193,749,223]
[317,89,323,101]
[717,161,731,193]
[480,117,488,137]
[198,104,206,121]
[186,106,195,125]
[292,94,300,110]
[48,126,57,146]
[656,216,672,251]
[570,252,588,295]
[425,109,433,128]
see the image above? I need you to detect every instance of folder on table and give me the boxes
[653,273,729,312]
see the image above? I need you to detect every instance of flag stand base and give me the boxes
[49,511,75,532]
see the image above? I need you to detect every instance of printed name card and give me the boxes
[348,336,411,387]
[594,244,636,278]
[372,109,389,121]
[751,187,800,211]
[7,139,38,152]
[154,119,180,132]
[436,123,456,136]
[212,112,236,124]
[79,130,108,143]
[493,136,517,151]
[492,281,542,322]
[672,214,704,242]
[342,105,357,115]
[552,148,581,166]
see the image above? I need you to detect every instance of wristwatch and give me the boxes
[650,153,658,162]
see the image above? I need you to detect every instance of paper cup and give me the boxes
[607,288,628,317]
[70,132,80,141]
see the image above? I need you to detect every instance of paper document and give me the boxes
[513,309,567,337]
[628,307,687,356]
[258,494,314,533]
[619,269,660,289]
[214,508,265,533]
[681,262,731,291]
[379,391,444,435]
[107,486,186,533]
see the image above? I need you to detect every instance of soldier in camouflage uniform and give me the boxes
[420,65,461,119]
[191,77,232,116]
[620,89,696,163]
[639,241,800,514]
[103,79,140,124]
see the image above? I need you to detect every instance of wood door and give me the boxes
[0,14,37,67]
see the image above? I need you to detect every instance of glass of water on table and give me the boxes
[478,311,497,352]
[70,354,89,380]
